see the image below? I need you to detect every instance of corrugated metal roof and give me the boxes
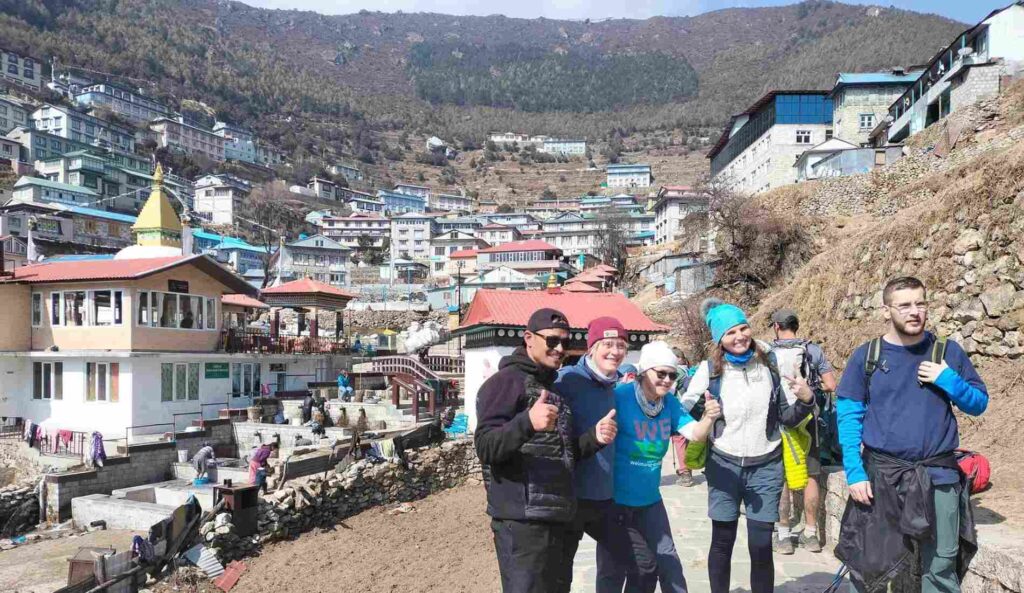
[480,240,559,254]
[458,289,667,332]
[260,277,357,298]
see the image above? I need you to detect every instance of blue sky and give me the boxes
[242,0,1008,25]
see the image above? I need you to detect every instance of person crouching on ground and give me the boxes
[475,308,618,593]
[610,340,721,593]
[554,316,631,593]
[681,298,815,593]
[835,276,987,593]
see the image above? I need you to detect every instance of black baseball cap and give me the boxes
[770,309,799,325]
[527,308,570,333]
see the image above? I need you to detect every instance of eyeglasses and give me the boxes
[888,303,928,315]
[537,334,572,350]
[652,370,679,381]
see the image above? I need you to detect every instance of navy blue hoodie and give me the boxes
[555,356,618,501]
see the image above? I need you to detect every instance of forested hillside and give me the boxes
[0,0,964,154]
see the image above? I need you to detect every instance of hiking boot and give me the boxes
[800,533,822,553]
[676,470,694,487]
[773,537,795,555]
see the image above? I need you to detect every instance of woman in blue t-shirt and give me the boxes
[611,340,720,593]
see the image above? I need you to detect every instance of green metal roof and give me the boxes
[13,176,99,196]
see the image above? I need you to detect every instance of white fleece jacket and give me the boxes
[681,354,795,460]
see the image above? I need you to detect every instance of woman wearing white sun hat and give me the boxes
[608,340,721,593]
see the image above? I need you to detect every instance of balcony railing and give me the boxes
[222,327,350,354]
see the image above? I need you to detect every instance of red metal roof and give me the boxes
[3,254,257,296]
[222,294,269,309]
[458,289,667,332]
[480,223,511,230]
[561,282,601,293]
[260,277,358,298]
[449,249,479,258]
[480,240,559,254]
[8,256,185,283]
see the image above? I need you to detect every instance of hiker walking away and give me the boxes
[669,347,699,488]
[475,308,618,593]
[769,309,837,555]
[681,298,815,593]
[835,277,987,593]
[610,340,721,593]
[554,317,631,593]
[191,442,216,481]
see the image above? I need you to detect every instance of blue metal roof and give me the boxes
[44,254,115,262]
[834,72,920,87]
[192,229,268,253]
[66,205,137,224]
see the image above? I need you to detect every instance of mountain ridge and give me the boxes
[0,0,966,155]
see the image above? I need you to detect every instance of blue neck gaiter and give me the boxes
[724,349,755,366]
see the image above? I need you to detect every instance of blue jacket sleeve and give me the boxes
[837,397,868,484]
[933,367,988,416]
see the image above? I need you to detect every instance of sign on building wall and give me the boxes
[205,362,229,379]
[168,280,190,293]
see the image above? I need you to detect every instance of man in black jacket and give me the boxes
[476,308,617,593]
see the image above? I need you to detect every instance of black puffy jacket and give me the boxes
[475,348,602,523]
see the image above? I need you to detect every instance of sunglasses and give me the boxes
[537,334,572,350]
[652,370,679,381]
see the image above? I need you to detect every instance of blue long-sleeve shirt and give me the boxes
[836,333,988,485]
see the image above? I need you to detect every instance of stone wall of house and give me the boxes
[823,468,1023,593]
[952,65,1004,114]
[202,439,480,563]
[44,420,235,521]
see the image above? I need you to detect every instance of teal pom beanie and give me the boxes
[700,298,748,344]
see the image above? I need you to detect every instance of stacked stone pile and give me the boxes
[0,480,39,536]
[202,439,480,562]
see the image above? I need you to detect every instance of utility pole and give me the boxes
[456,260,465,324]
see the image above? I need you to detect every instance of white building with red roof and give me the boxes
[476,239,571,279]
[477,223,523,247]
[452,287,667,429]
[0,167,343,439]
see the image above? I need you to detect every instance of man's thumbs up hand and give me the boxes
[596,408,618,445]
[529,390,559,432]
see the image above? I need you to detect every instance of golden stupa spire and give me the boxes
[132,163,182,248]
[547,270,558,288]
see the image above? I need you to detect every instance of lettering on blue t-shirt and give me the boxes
[613,382,695,507]
[836,333,984,485]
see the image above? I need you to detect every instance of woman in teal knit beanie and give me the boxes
[679,298,815,593]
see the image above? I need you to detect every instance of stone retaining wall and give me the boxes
[823,468,1024,593]
[44,419,235,522]
[202,439,480,563]
[0,480,38,536]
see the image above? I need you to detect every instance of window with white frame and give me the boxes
[90,290,123,325]
[231,362,260,398]
[161,362,200,401]
[795,130,812,144]
[31,293,42,327]
[859,114,876,130]
[137,291,216,330]
[85,362,118,402]
[32,361,63,400]
[49,290,123,326]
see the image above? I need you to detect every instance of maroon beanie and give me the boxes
[587,316,628,349]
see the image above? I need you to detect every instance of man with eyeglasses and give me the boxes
[835,276,988,593]
[476,308,617,593]
[554,316,628,592]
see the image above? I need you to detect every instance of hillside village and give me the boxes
[0,2,1023,593]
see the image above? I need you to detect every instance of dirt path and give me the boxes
[234,484,499,593]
